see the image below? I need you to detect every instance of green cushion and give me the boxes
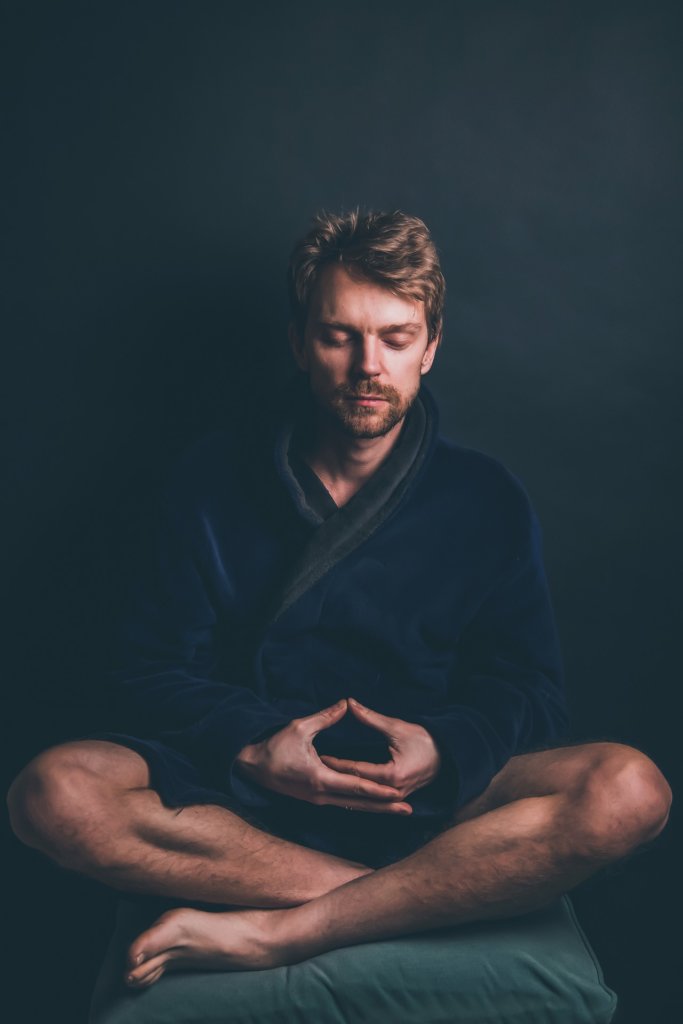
[89,896,616,1024]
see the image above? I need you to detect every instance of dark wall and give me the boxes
[4,3,680,1021]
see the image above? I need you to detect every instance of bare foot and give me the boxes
[125,906,290,988]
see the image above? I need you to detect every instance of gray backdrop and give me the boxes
[4,3,680,1021]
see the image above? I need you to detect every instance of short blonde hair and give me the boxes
[288,209,445,342]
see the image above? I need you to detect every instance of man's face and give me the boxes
[290,264,439,440]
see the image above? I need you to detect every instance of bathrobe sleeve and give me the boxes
[413,506,568,812]
[109,487,292,799]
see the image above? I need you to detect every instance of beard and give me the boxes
[324,380,420,439]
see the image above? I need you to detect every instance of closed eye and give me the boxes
[321,333,352,346]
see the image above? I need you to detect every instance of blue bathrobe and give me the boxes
[103,378,567,866]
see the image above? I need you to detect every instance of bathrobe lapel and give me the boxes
[264,385,438,627]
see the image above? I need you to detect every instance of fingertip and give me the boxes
[324,699,346,715]
[395,803,412,814]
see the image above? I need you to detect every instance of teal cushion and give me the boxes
[89,896,616,1024]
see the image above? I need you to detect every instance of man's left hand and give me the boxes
[319,698,442,800]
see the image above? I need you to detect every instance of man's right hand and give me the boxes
[234,699,413,814]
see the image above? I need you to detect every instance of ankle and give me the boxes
[271,900,327,965]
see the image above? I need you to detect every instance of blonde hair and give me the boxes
[288,209,445,342]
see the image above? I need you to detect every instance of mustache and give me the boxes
[336,384,398,400]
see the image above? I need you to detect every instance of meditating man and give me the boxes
[8,210,671,989]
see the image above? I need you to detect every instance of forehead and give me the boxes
[308,264,425,329]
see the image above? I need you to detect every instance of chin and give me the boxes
[343,424,393,440]
[336,407,403,439]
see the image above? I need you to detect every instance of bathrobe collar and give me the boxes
[267,376,439,624]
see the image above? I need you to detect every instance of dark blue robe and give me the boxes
[100,380,567,866]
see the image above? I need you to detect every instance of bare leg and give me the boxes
[7,740,372,907]
[124,742,671,987]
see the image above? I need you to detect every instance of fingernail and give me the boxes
[135,953,144,965]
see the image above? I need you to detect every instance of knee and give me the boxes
[7,745,113,869]
[576,743,672,860]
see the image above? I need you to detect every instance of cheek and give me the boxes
[396,356,428,387]
[314,350,348,378]
[309,359,342,393]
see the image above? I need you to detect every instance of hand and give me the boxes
[319,698,442,800]
[234,699,413,814]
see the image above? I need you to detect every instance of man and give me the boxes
[8,210,671,988]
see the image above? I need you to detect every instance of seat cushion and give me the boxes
[89,896,616,1024]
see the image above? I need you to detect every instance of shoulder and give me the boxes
[424,436,539,549]
[432,436,532,505]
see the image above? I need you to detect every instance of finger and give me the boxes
[318,764,401,801]
[347,698,399,738]
[295,699,348,738]
[319,755,395,785]
[323,796,412,815]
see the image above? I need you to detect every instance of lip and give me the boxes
[347,396,387,404]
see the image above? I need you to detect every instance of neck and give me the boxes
[302,411,406,508]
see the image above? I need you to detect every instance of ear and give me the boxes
[289,323,309,371]
[420,330,441,375]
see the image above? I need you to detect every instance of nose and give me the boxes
[352,335,382,377]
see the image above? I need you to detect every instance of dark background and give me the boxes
[3,2,680,1021]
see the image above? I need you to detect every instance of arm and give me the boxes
[111,481,410,814]
[109,486,292,801]
[412,504,568,811]
[320,506,567,817]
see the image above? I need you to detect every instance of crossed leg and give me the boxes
[121,741,671,988]
[6,740,373,908]
[7,739,672,989]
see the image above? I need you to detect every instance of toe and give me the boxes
[135,965,165,988]
[128,908,187,969]
[125,952,169,988]
[127,937,150,970]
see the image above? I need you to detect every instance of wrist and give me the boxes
[415,724,442,780]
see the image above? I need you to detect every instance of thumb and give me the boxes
[298,698,348,738]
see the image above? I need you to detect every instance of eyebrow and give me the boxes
[319,320,422,334]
